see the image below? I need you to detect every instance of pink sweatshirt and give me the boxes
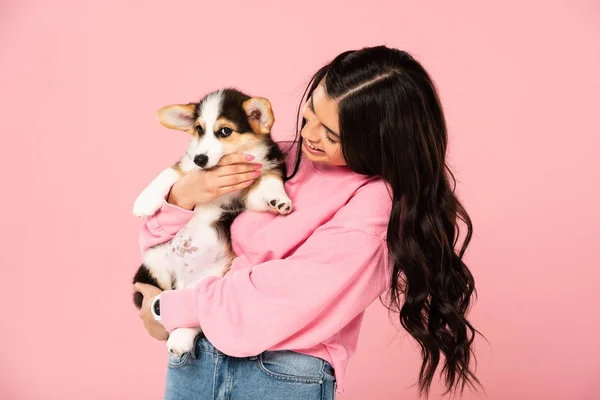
[138,149,393,394]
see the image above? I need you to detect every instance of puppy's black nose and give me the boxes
[193,154,209,168]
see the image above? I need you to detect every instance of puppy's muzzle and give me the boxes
[194,154,209,168]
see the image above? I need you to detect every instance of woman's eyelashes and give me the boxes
[324,134,337,144]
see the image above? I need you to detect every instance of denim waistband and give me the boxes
[194,335,335,377]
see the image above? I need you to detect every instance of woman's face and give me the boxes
[300,83,346,166]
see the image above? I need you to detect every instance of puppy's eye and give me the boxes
[195,125,203,134]
[218,127,233,137]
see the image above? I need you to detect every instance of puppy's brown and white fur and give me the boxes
[132,89,292,355]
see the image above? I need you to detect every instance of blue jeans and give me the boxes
[164,335,337,399]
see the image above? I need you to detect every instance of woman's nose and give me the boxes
[302,121,320,142]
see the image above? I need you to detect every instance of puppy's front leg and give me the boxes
[133,166,183,217]
[245,175,292,215]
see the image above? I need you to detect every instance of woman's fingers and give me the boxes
[199,153,263,199]
[133,282,152,296]
[217,153,255,166]
[217,170,260,188]
[215,162,261,177]
[218,179,256,195]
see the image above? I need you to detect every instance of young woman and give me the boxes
[135,45,481,399]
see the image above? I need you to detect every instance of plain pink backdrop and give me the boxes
[1,0,599,399]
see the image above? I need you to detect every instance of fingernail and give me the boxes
[246,155,255,161]
[252,170,261,177]
[254,163,262,169]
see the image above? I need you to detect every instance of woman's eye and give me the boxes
[195,125,203,134]
[325,134,337,144]
[219,127,233,137]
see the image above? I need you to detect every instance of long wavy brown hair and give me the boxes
[286,46,482,396]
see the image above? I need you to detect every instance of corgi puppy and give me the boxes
[132,88,292,355]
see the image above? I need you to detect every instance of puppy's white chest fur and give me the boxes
[131,87,293,356]
[143,204,230,290]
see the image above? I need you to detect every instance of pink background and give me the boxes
[1,0,599,399]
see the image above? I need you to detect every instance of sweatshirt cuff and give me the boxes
[147,192,195,235]
[160,288,200,333]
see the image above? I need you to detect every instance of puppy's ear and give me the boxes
[157,104,196,131]
[242,98,274,134]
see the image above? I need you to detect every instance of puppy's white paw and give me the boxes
[267,197,293,215]
[132,191,164,217]
[166,328,199,355]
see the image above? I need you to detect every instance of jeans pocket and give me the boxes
[257,351,324,384]
[167,349,191,369]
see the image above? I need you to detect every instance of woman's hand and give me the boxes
[134,282,169,341]
[168,153,262,210]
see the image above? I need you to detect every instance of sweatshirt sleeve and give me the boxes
[138,190,194,256]
[159,223,390,357]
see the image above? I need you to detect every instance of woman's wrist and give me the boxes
[167,184,195,210]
